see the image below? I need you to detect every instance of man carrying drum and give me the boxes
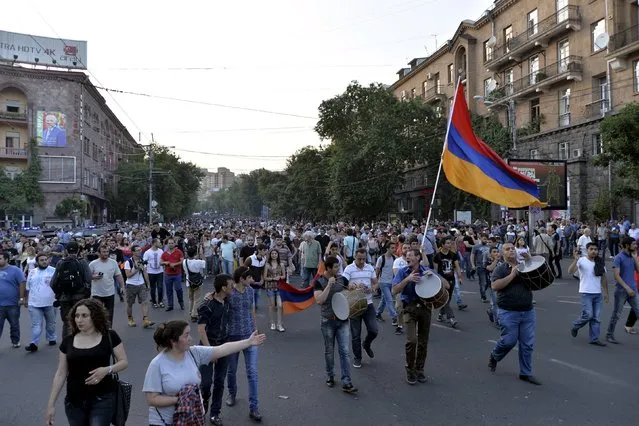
[313,256,358,394]
[392,249,436,385]
[488,243,541,386]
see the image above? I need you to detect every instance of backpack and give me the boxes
[53,258,87,297]
[185,260,204,288]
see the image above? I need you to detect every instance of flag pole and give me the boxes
[423,76,462,246]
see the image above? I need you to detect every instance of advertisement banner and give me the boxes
[508,159,568,210]
[36,112,67,147]
[0,30,87,69]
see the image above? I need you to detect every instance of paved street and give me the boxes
[1,261,637,426]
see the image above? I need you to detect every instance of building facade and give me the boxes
[390,0,639,221]
[0,64,140,226]
[198,167,236,201]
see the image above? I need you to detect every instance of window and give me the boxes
[592,134,603,155]
[411,88,416,99]
[92,143,98,161]
[528,9,538,36]
[598,77,609,114]
[83,169,89,186]
[558,142,570,160]
[634,61,639,93]
[448,64,454,83]
[557,0,568,22]
[422,81,428,95]
[484,78,493,97]
[5,132,19,148]
[529,55,540,84]
[39,156,76,183]
[530,98,540,131]
[592,19,606,52]
[558,40,570,72]
[434,74,441,93]
[92,173,98,189]
[6,101,20,113]
[559,88,571,126]
[483,40,493,62]
[401,90,407,101]
[504,26,513,53]
[504,68,514,95]
[83,137,90,155]
[529,149,539,159]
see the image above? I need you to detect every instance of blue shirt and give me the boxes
[0,265,26,306]
[392,265,431,304]
[227,285,255,338]
[613,251,637,291]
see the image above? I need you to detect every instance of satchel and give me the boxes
[594,257,606,277]
[108,332,132,426]
[185,259,204,288]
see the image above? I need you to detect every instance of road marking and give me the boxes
[549,358,634,388]
[460,291,478,295]
[432,323,461,333]
[557,300,581,305]
[558,296,582,299]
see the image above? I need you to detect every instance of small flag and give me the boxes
[278,280,315,315]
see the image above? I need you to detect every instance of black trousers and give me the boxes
[93,295,115,326]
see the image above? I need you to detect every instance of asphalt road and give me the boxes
[1,260,637,426]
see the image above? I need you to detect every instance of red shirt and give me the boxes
[161,248,184,275]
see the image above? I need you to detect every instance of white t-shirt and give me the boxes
[143,248,164,274]
[26,266,56,307]
[577,257,604,294]
[89,258,121,297]
[124,259,146,286]
[342,263,376,305]
[577,235,592,256]
[393,257,407,275]
[183,258,206,287]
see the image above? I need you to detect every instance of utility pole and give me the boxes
[148,134,154,224]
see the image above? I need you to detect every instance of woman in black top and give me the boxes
[46,298,129,426]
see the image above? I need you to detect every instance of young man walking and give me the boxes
[184,246,206,322]
[143,238,165,308]
[25,254,56,352]
[123,245,154,328]
[605,237,639,344]
[160,238,185,312]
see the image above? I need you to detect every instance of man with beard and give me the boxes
[239,236,257,266]
[24,253,57,352]
[89,245,125,326]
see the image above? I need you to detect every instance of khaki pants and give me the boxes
[188,286,202,319]
[403,301,432,375]
[395,294,404,327]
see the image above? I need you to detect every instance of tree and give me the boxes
[0,139,44,214]
[594,103,639,198]
[55,196,87,219]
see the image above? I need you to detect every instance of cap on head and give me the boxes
[66,241,79,254]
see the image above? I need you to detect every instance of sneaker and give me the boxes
[159,302,165,308]
[458,304,468,311]
[12,342,20,349]
[406,373,417,385]
[143,318,155,329]
[363,344,375,359]
[48,340,57,346]
[342,383,358,394]
[488,354,497,372]
[277,325,285,332]
[391,319,398,326]
[152,303,159,309]
[375,314,385,322]
[128,318,136,327]
[326,377,335,387]
[270,323,276,331]
[589,340,607,347]
[519,375,542,385]
[449,318,458,328]
[436,313,444,322]
[210,416,223,426]
[165,307,174,312]
[486,309,494,323]
[179,304,185,311]
[416,373,428,383]
[606,335,620,344]
[225,395,236,407]
[481,298,488,303]
[570,328,578,338]
[25,343,38,353]
[353,360,362,368]
[249,409,262,422]
[394,326,404,335]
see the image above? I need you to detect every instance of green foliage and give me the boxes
[0,139,44,214]
[589,192,614,222]
[108,144,205,222]
[55,196,87,218]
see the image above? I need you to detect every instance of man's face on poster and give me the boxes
[45,115,57,128]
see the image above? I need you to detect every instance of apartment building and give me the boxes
[0,64,140,226]
[198,167,236,201]
[390,0,639,220]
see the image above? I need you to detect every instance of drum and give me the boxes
[345,289,368,318]
[429,287,450,309]
[331,293,349,320]
[415,274,448,309]
[518,255,555,291]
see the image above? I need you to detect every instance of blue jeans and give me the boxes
[0,305,20,344]
[463,253,472,278]
[487,287,499,326]
[320,319,352,385]
[376,282,397,321]
[607,287,639,338]
[252,285,261,308]
[573,293,603,342]
[28,305,56,344]
[64,392,115,426]
[164,274,184,309]
[221,259,234,275]
[200,355,229,417]
[226,336,259,410]
[301,267,317,288]
[477,267,488,299]
[211,255,220,275]
[350,304,379,362]
[492,308,536,376]
[453,276,463,305]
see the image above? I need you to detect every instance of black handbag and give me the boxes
[107,332,132,426]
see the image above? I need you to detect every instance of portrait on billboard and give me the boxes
[508,160,568,210]
[37,112,67,147]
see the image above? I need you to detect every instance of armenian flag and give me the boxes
[442,83,545,208]
[278,280,316,315]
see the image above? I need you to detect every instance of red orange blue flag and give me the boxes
[278,280,315,315]
[442,83,545,208]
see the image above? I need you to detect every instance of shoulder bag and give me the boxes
[108,331,132,426]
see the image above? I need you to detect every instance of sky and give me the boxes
[4,0,489,174]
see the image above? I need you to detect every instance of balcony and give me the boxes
[485,6,581,71]
[423,84,445,103]
[487,56,583,105]
[607,25,639,60]
[0,147,28,159]
[583,98,610,121]
[0,111,27,123]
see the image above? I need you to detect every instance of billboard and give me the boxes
[0,30,87,69]
[508,159,568,210]
[36,112,67,147]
